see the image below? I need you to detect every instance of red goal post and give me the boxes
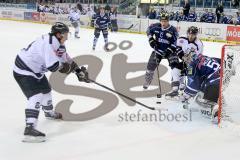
[218,45,240,126]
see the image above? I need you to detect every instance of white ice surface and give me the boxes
[0,20,239,160]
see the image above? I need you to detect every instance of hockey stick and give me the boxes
[154,51,162,101]
[119,24,134,30]
[87,78,156,110]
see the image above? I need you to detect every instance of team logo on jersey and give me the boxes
[35,102,41,109]
[160,32,164,38]
[166,33,172,38]
[190,47,196,52]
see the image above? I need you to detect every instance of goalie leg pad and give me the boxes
[195,92,218,119]
[203,84,219,103]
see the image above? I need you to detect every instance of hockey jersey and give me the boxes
[146,23,178,56]
[184,55,221,96]
[13,34,71,79]
[187,12,197,22]
[176,36,203,58]
[94,13,111,30]
[205,13,216,23]
[237,16,240,25]
[68,9,80,22]
[221,16,233,24]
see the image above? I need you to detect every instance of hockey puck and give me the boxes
[183,104,188,109]
[156,101,161,104]
[157,94,162,98]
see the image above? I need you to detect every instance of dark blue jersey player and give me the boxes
[92,6,111,51]
[143,13,179,89]
[183,54,220,103]
[181,51,221,120]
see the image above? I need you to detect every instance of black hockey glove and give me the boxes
[181,68,188,76]
[59,61,79,74]
[168,53,179,69]
[149,37,158,49]
[164,47,175,57]
[180,62,188,76]
[75,66,90,83]
[176,46,184,60]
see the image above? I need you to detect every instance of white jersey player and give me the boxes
[166,26,203,99]
[13,22,89,143]
[68,7,81,38]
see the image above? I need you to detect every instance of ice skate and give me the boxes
[104,44,110,51]
[22,125,46,143]
[44,111,62,120]
[75,34,80,39]
[165,90,180,101]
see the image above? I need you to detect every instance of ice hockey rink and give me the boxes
[1,20,240,160]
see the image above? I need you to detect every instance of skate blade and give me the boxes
[45,113,63,120]
[45,117,62,120]
[22,136,46,143]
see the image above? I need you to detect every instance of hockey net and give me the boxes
[218,45,240,127]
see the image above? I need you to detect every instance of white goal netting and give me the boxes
[219,45,240,126]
